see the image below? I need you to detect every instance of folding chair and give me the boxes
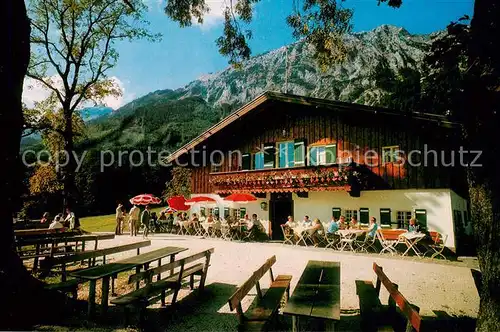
[201,222,211,238]
[355,232,377,253]
[338,231,356,251]
[376,229,398,255]
[324,232,339,249]
[281,225,294,245]
[295,229,311,246]
[193,222,204,236]
[425,232,448,259]
[220,224,232,240]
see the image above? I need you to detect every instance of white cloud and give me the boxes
[22,75,129,111]
[199,0,227,29]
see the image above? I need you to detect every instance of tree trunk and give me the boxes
[63,107,77,209]
[467,0,500,331]
[0,1,68,329]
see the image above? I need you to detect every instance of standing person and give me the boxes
[141,205,151,238]
[121,206,128,233]
[128,205,140,236]
[64,208,76,230]
[40,212,49,224]
[115,203,123,235]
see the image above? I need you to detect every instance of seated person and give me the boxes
[408,218,419,232]
[302,215,312,228]
[338,215,347,230]
[49,214,64,229]
[307,218,324,246]
[207,213,214,223]
[349,216,361,230]
[248,214,265,239]
[159,211,167,221]
[285,215,296,228]
[327,216,339,234]
[367,217,379,238]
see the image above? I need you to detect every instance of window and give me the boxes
[294,140,306,167]
[278,141,295,168]
[254,152,264,170]
[380,208,392,226]
[415,209,427,229]
[397,211,412,229]
[309,144,337,166]
[239,207,246,219]
[263,144,275,168]
[382,145,400,164]
[200,207,206,218]
[241,153,251,171]
[213,207,220,218]
[332,207,341,219]
[224,207,230,218]
[360,208,369,224]
[345,209,358,220]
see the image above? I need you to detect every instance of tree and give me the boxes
[163,167,192,199]
[27,0,159,209]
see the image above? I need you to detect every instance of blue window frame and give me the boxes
[254,152,264,170]
[278,141,295,168]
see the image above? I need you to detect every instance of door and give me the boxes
[270,193,293,240]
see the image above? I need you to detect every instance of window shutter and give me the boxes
[278,143,287,168]
[294,139,306,166]
[326,144,337,164]
[380,208,391,226]
[309,147,318,166]
[359,208,369,224]
[332,207,341,219]
[415,209,427,229]
[263,144,275,168]
[241,153,251,171]
[287,142,295,167]
[254,152,264,170]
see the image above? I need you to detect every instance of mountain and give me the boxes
[78,25,433,151]
[81,106,113,121]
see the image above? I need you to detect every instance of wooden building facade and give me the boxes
[167,92,470,249]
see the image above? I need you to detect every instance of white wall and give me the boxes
[293,189,457,248]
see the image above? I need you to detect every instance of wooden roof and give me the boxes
[166,91,458,163]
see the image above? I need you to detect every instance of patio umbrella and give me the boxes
[166,195,190,211]
[223,193,257,204]
[129,193,162,206]
[164,207,178,214]
[185,196,217,206]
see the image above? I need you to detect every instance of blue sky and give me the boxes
[23,0,475,109]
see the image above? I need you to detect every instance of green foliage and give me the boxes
[163,167,192,199]
[287,0,353,71]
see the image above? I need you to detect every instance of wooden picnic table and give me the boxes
[69,246,187,317]
[283,260,341,332]
[17,232,115,271]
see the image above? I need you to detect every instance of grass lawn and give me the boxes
[80,207,164,233]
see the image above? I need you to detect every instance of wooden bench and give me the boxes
[227,256,292,332]
[356,262,423,332]
[110,248,214,325]
[41,240,151,297]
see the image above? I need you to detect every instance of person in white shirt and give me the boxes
[285,216,296,228]
[302,215,312,228]
[49,214,64,229]
[128,205,140,236]
[115,203,123,235]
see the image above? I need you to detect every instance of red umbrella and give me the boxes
[224,193,257,203]
[167,195,190,211]
[185,196,217,206]
[129,194,161,206]
[163,207,177,214]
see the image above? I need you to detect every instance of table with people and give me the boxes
[281,214,443,257]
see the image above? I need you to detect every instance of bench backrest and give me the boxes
[228,255,276,312]
[129,248,215,284]
[373,263,422,332]
[52,240,151,265]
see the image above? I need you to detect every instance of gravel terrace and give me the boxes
[37,233,480,331]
